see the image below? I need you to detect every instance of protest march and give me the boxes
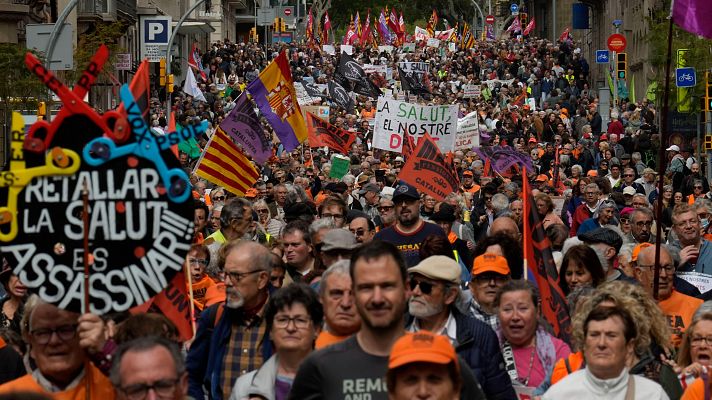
[1,2,712,400]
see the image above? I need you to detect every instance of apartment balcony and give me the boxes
[77,0,117,22]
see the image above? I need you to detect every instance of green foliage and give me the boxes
[646,3,712,111]
[65,21,128,84]
[0,43,46,111]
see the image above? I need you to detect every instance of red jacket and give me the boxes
[570,203,595,236]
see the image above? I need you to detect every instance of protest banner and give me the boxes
[473,146,534,174]
[306,112,355,154]
[363,64,387,74]
[322,44,335,55]
[414,26,430,41]
[426,38,441,47]
[377,45,394,53]
[4,51,199,315]
[402,42,416,52]
[373,97,457,154]
[329,154,350,179]
[301,105,330,122]
[219,93,272,165]
[462,84,481,98]
[398,133,459,201]
[455,111,481,151]
[340,44,353,55]
[295,82,319,105]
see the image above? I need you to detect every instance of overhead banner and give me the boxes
[455,111,481,151]
[373,97,457,154]
[398,133,459,201]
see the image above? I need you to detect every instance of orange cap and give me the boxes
[587,170,598,177]
[535,174,549,182]
[388,332,458,370]
[631,242,653,262]
[245,188,258,198]
[472,253,510,276]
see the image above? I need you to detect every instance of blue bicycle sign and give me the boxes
[676,67,696,88]
[595,50,609,64]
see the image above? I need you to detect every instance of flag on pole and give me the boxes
[672,0,712,40]
[188,43,207,81]
[183,68,207,102]
[388,7,400,36]
[219,93,272,165]
[306,7,314,43]
[360,10,371,45]
[378,10,391,45]
[246,51,308,152]
[522,168,572,343]
[193,128,260,196]
[426,9,438,37]
[323,11,332,44]
[398,12,406,40]
[558,27,571,42]
[117,60,150,125]
[507,16,521,33]
[355,11,361,38]
[522,18,535,36]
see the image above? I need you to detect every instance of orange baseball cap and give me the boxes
[388,332,459,371]
[631,242,653,262]
[244,188,258,198]
[472,253,510,276]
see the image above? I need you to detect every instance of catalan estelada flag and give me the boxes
[246,51,307,152]
[193,128,259,196]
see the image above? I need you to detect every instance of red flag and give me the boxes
[117,60,150,126]
[558,27,570,42]
[306,7,314,43]
[397,133,459,202]
[322,11,332,44]
[360,10,371,45]
[522,18,536,36]
[188,43,208,81]
[522,167,571,343]
[306,112,355,154]
[388,7,400,35]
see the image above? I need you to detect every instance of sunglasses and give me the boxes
[377,206,394,212]
[409,277,437,295]
[213,196,225,201]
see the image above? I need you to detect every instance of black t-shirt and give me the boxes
[373,221,449,267]
[288,336,485,400]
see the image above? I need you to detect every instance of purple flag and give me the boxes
[474,146,533,174]
[672,0,712,40]
[219,93,272,165]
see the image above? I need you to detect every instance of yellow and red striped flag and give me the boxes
[193,128,259,196]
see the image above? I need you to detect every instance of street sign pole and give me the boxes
[43,0,79,122]
[612,22,621,110]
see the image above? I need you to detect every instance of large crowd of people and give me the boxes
[0,29,711,400]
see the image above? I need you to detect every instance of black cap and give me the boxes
[392,182,420,202]
[430,203,456,223]
[325,182,348,194]
[579,227,623,253]
[284,202,316,222]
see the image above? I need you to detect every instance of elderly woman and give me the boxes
[231,283,322,400]
[558,244,605,295]
[535,193,564,229]
[0,262,27,335]
[210,186,227,207]
[495,280,571,393]
[674,302,712,386]
[253,199,285,238]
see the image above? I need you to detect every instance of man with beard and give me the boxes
[187,241,273,400]
[405,256,515,400]
[376,197,396,231]
[625,207,655,245]
[683,163,710,197]
[374,183,449,267]
[289,241,482,400]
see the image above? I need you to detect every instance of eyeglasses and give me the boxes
[273,315,311,329]
[395,198,418,206]
[473,274,509,285]
[225,269,264,282]
[119,378,180,400]
[377,206,394,212]
[350,228,367,237]
[691,336,712,347]
[623,174,634,177]
[31,324,78,345]
[695,186,704,190]
[322,213,344,219]
[256,209,269,214]
[636,264,675,274]
[188,258,208,266]
[620,218,630,224]
[213,196,225,201]
[409,277,439,295]
[675,219,699,228]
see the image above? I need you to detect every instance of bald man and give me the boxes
[489,217,520,241]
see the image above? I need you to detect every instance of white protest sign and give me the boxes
[449,42,456,52]
[427,38,441,48]
[462,84,481,99]
[295,82,318,105]
[414,26,430,41]
[322,44,335,55]
[373,97,458,153]
[402,42,415,52]
[455,111,481,151]
[363,64,387,74]
[378,45,394,53]
[677,272,712,294]
[340,45,353,55]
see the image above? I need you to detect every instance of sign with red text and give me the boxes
[373,97,457,153]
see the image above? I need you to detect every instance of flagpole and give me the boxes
[192,131,216,176]
[653,16,674,301]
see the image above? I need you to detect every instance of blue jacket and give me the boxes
[452,309,517,400]
[186,303,273,400]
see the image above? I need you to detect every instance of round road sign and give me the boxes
[607,34,627,52]
[284,8,292,16]
[486,15,495,24]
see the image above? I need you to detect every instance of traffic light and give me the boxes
[159,58,166,86]
[167,74,174,93]
[706,72,712,112]
[616,53,627,80]
[274,17,281,32]
[520,13,528,28]
[37,101,46,118]
[280,18,286,32]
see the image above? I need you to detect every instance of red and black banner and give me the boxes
[306,112,356,154]
[522,168,571,343]
[398,133,458,201]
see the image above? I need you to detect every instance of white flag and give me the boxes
[183,68,206,102]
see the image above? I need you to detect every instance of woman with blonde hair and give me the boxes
[550,281,682,398]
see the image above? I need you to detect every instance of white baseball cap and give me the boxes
[666,145,680,152]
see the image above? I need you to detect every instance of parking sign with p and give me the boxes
[140,16,172,62]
